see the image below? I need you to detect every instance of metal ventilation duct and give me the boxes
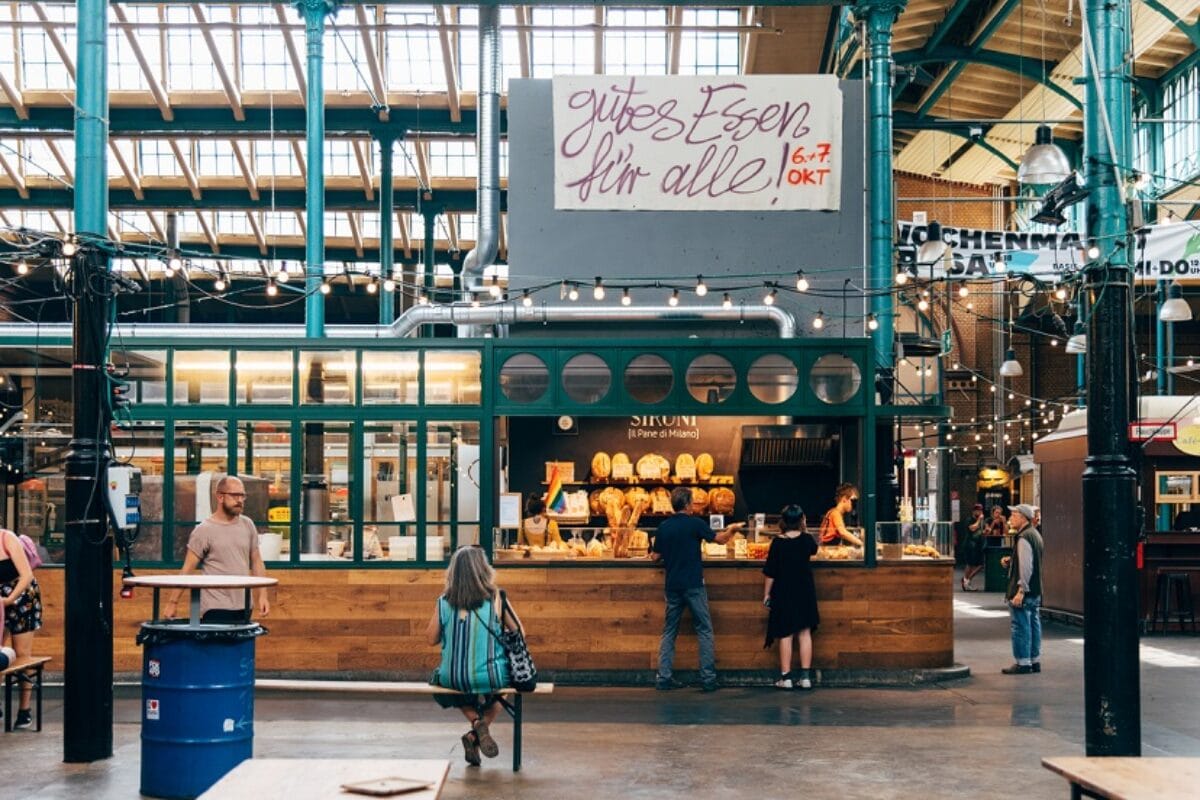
[739,425,837,467]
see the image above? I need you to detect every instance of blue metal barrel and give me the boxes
[138,622,264,799]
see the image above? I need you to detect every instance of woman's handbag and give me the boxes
[475,590,538,692]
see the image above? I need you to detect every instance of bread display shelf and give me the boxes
[542,477,735,486]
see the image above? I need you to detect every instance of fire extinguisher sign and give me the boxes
[146,699,160,721]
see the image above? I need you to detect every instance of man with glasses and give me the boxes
[164,476,271,623]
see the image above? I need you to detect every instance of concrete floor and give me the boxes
[7,576,1200,800]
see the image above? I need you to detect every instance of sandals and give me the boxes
[472,718,499,758]
[961,576,970,592]
[461,731,482,766]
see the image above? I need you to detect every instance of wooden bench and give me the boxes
[256,679,554,772]
[199,758,450,799]
[1042,756,1200,799]
[2,656,50,733]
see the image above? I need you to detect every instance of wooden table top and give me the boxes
[124,575,278,589]
[198,758,449,800]
[1042,756,1200,799]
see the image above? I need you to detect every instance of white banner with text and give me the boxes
[897,220,1200,281]
[553,75,843,211]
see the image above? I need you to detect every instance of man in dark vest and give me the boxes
[1002,504,1044,675]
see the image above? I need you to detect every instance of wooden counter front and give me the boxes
[31,561,953,676]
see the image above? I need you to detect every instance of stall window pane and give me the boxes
[234,421,289,561]
[300,352,356,404]
[748,354,799,404]
[623,354,673,404]
[296,422,352,562]
[686,354,736,404]
[173,350,231,405]
[562,353,612,404]
[810,354,862,404]
[113,350,167,405]
[499,353,550,402]
[363,422,419,560]
[175,420,236,561]
[236,351,293,404]
[112,421,168,561]
[425,421,482,559]
[17,470,65,566]
[425,351,482,405]
[363,351,419,405]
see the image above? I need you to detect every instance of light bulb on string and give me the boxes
[763,285,777,305]
[418,293,429,306]
[16,260,28,275]
[277,261,290,283]
[318,280,330,295]
[1054,285,1068,301]
[722,293,732,309]
[488,278,502,298]
[895,269,909,286]
[61,237,77,257]
[621,288,632,306]
[568,284,580,302]
[867,313,879,331]
[384,276,396,293]
[366,279,378,295]
[593,277,605,300]
[470,297,480,308]
[266,279,279,297]
[958,284,969,298]
[695,276,708,297]
[215,276,228,293]
[917,297,929,312]
[668,288,680,307]
[522,290,533,307]
[1086,241,1101,260]
[795,271,809,292]
[812,310,825,330]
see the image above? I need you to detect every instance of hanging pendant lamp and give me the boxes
[1160,282,1193,322]
[999,348,1024,378]
[1018,125,1071,186]
[1065,321,1087,354]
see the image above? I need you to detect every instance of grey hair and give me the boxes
[443,546,498,611]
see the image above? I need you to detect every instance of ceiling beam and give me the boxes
[294,210,307,237]
[230,140,260,201]
[45,140,72,184]
[594,6,605,75]
[354,3,389,119]
[916,0,1023,118]
[668,6,683,74]
[275,3,308,106]
[146,211,166,242]
[291,140,307,182]
[113,4,174,121]
[435,6,462,124]
[925,0,975,54]
[0,186,497,212]
[415,141,431,189]
[0,105,489,138]
[445,212,460,252]
[348,212,364,257]
[196,211,219,254]
[191,3,246,121]
[29,3,76,82]
[0,152,29,200]
[515,6,531,78]
[741,6,759,75]
[0,74,28,121]
[169,140,202,201]
[396,210,411,258]
[893,47,1082,110]
[247,211,267,255]
[1141,0,1200,48]
[353,140,376,201]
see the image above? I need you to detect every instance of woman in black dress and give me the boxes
[762,505,820,690]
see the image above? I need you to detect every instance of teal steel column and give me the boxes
[65,0,113,763]
[297,0,336,337]
[1156,283,1167,395]
[378,137,396,324]
[1080,0,1140,756]
[856,0,906,542]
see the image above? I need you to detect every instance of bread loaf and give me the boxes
[690,487,709,514]
[675,453,695,477]
[695,453,715,480]
[709,487,735,515]
[591,451,612,480]
[625,486,650,509]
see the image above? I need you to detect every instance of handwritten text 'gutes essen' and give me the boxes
[558,78,833,204]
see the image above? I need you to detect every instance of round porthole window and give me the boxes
[624,354,673,404]
[748,354,799,404]
[561,353,612,404]
[499,353,549,403]
[810,353,862,405]
[686,354,736,404]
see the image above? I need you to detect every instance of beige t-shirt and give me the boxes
[187,515,260,615]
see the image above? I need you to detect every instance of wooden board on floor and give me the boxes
[1042,756,1200,800]
[198,758,449,800]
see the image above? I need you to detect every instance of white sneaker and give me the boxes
[797,677,813,690]
[773,677,793,689]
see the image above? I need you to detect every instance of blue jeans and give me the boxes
[657,586,717,685]
[1009,594,1042,665]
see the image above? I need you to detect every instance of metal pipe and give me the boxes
[0,303,797,342]
[378,137,395,325]
[461,4,501,320]
[300,0,335,337]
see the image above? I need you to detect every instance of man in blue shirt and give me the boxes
[651,487,743,691]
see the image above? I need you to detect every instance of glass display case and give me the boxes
[875,521,954,561]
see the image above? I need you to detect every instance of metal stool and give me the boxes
[1150,571,1197,634]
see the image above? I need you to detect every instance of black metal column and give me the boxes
[1081,0,1140,756]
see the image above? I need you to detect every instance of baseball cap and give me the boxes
[1008,503,1036,521]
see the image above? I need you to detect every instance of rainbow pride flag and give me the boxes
[546,465,567,514]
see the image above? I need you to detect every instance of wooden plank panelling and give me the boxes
[31,563,953,676]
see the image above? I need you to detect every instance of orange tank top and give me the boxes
[819,510,840,544]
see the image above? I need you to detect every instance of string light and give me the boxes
[470,297,480,308]
[365,279,377,295]
[668,288,680,307]
[763,285,777,305]
[866,313,879,331]
[621,288,632,306]
[418,293,429,306]
[214,275,228,293]
[695,275,708,297]
[917,297,929,312]
[593,277,605,300]
[266,279,279,297]
[488,277,502,298]
[568,284,580,301]
[61,237,77,257]
[277,261,290,284]
[795,271,809,292]
[812,310,825,330]
[722,292,732,309]
[522,289,533,307]
[958,284,969,298]
[318,280,330,295]
[1054,285,1067,301]
[895,269,909,286]
[16,260,28,275]
[1085,241,1101,260]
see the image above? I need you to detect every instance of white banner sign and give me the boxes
[553,75,842,211]
[897,220,1200,281]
